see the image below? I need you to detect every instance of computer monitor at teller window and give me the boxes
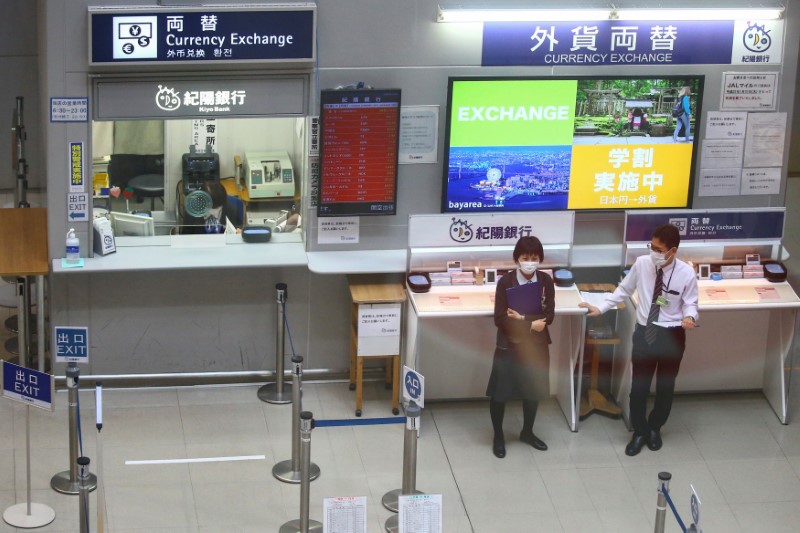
[110,212,155,237]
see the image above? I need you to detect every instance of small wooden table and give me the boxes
[0,208,49,370]
[578,283,624,420]
[347,275,406,417]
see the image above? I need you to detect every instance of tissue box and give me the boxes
[92,217,116,256]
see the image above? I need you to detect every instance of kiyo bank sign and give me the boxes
[155,84,246,114]
[449,217,537,244]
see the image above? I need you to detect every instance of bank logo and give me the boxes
[449,218,473,243]
[669,218,688,236]
[113,16,158,59]
[155,85,181,111]
[743,22,771,53]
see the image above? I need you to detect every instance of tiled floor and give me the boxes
[2,379,800,532]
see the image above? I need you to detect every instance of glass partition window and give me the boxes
[90,116,306,244]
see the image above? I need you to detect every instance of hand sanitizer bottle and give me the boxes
[66,228,80,263]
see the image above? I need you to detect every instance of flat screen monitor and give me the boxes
[110,212,155,237]
[442,76,704,213]
[318,88,401,217]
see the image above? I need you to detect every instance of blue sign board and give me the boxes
[1,360,55,411]
[402,366,425,408]
[54,326,90,363]
[625,209,785,242]
[89,6,316,65]
[482,20,771,66]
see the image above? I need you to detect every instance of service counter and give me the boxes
[405,283,587,431]
[611,279,800,425]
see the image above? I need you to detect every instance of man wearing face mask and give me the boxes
[486,236,555,458]
[579,224,698,456]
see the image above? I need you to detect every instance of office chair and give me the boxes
[107,154,165,210]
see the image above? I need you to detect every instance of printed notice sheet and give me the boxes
[399,494,442,533]
[743,112,787,167]
[399,106,439,164]
[704,111,748,139]
[700,139,744,169]
[323,496,367,533]
[318,217,360,244]
[705,288,729,301]
[755,286,779,300]
[698,168,741,197]
[741,167,781,195]
[721,72,779,111]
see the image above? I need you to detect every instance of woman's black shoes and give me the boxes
[493,436,506,458]
[520,431,548,451]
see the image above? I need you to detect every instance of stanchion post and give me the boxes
[258,283,292,404]
[77,457,91,533]
[654,471,671,533]
[382,402,424,514]
[280,411,322,533]
[51,364,97,495]
[273,355,320,483]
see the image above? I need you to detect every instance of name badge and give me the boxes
[656,295,669,307]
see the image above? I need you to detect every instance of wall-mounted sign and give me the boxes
[721,72,779,111]
[69,142,84,193]
[483,19,783,67]
[625,209,785,241]
[408,212,574,247]
[50,97,88,122]
[704,111,747,139]
[93,76,306,120]
[89,5,315,66]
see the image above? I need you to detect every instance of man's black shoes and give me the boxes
[625,434,648,456]
[520,431,548,451]
[647,430,663,451]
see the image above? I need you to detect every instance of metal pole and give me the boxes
[17,278,28,369]
[36,275,45,373]
[14,96,30,209]
[258,283,292,404]
[51,364,97,495]
[1,405,56,528]
[78,457,91,533]
[273,356,320,483]
[279,411,322,533]
[382,402,424,514]
[654,471,671,533]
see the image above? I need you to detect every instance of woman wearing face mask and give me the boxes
[486,236,555,458]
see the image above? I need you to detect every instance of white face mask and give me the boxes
[650,251,668,267]
[519,261,539,275]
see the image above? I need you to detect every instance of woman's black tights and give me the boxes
[490,399,538,439]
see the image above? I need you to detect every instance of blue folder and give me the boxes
[506,281,543,315]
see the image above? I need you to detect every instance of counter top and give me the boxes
[408,284,588,317]
[52,235,308,273]
[626,279,800,311]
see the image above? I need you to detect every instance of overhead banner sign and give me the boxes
[408,212,574,247]
[89,4,316,66]
[625,209,785,241]
[483,19,783,66]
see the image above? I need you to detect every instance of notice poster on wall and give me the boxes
[743,112,787,167]
[721,72,779,111]
[704,111,747,139]
[399,106,439,164]
[700,140,744,169]
[741,167,781,195]
[698,169,741,197]
[442,76,702,213]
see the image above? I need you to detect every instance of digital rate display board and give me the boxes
[318,89,401,217]
[442,76,704,213]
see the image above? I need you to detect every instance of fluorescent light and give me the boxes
[437,7,612,22]
[615,8,784,21]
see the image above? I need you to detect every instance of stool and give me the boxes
[128,173,165,211]
[347,276,405,418]
[580,336,622,419]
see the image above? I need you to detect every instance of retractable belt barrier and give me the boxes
[273,355,320,484]
[280,411,323,533]
[654,471,702,533]
[259,283,293,404]
[51,363,97,495]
